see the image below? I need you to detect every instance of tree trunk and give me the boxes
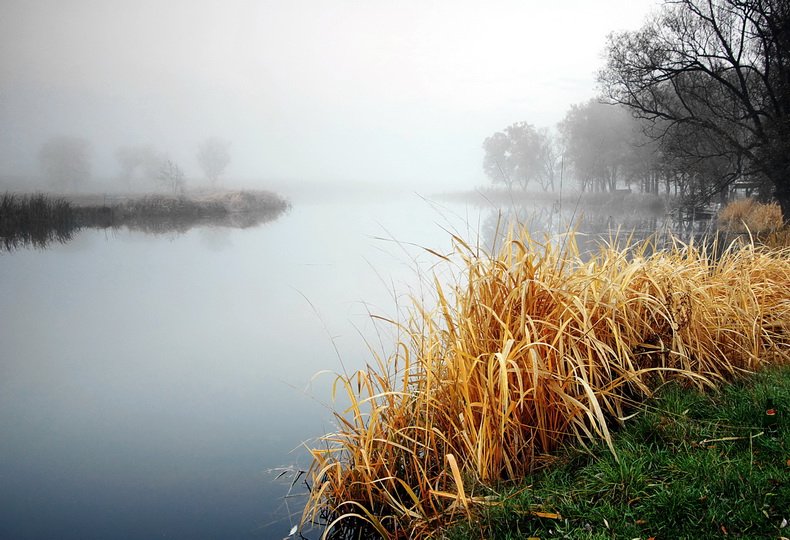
[774,188,790,225]
[768,158,790,224]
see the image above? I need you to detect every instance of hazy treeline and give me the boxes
[484,100,731,202]
[33,135,232,194]
[484,0,789,221]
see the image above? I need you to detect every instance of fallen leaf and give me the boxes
[530,511,561,519]
[635,520,647,525]
[721,525,728,535]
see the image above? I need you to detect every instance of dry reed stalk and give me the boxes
[302,226,790,538]
[718,198,784,236]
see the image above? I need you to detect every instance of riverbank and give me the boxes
[1,190,291,250]
[72,190,291,232]
[300,224,790,539]
[444,366,790,539]
[432,187,667,213]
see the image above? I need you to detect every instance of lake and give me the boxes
[0,190,688,538]
[0,192,516,539]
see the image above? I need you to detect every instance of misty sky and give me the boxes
[0,0,658,192]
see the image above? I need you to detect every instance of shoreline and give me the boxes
[1,190,291,251]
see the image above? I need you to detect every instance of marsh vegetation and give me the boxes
[0,192,76,250]
[0,190,290,251]
[300,218,790,538]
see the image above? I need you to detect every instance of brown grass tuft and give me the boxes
[718,198,784,236]
[301,226,790,538]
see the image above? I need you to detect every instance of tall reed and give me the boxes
[302,226,790,538]
[718,198,784,237]
[1,192,76,250]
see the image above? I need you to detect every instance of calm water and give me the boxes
[0,194,489,539]
[0,191,683,538]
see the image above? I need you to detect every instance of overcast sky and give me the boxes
[0,0,659,192]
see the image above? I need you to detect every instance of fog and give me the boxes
[0,0,658,195]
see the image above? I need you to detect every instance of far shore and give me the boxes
[1,189,291,251]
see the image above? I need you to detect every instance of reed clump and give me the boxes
[302,227,790,538]
[107,190,290,233]
[110,190,289,220]
[718,198,784,237]
[1,192,76,250]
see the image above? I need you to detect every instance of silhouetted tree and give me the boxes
[37,136,91,192]
[600,0,790,219]
[196,137,231,187]
[157,160,185,196]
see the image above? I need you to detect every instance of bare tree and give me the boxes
[37,136,91,192]
[157,160,186,196]
[535,127,563,192]
[196,137,231,187]
[599,0,790,219]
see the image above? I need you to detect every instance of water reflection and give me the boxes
[1,220,78,251]
[0,193,729,539]
[473,193,718,259]
[1,192,291,252]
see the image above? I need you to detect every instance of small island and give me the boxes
[0,189,291,251]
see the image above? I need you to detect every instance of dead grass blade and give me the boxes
[301,224,790,538]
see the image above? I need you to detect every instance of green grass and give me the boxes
[444,367,790,540]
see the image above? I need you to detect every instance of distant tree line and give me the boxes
[36,136,232,194]
[483,0,789,220]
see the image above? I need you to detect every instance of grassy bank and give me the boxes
[75,190,292,233]
[1,190,290,249]
[300,226,790,539]
[445,366,790,539]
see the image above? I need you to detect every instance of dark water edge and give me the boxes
[0,191,291,251]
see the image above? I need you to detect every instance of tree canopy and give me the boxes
[558,100,635,192]
[599,0,790,218]
[482,122,558,191]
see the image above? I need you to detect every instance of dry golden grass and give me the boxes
[718,198,784,236]
[301,227,790,538]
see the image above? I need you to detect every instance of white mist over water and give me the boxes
[0,0,660,192]
[0,194,485,538]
